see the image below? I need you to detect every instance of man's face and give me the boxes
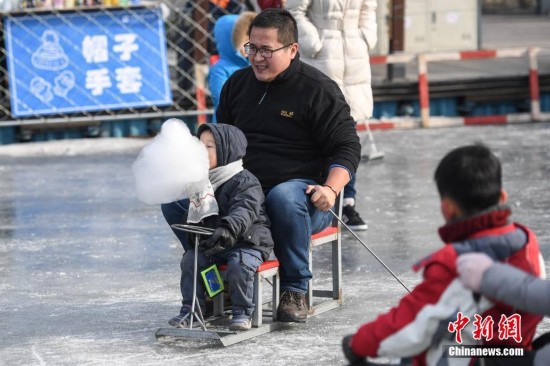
[248,27,298,83]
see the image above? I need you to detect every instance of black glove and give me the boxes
[199,226,236,256]
[342,334,366,365]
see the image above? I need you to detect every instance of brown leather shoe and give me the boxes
[277,291,307,322]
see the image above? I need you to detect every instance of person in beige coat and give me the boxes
[287,0,377,230]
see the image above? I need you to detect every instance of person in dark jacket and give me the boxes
[215,8,361,322]
[457,252,550,366]
[167,123,274,331]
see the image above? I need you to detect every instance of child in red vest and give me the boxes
[343,143,545,365]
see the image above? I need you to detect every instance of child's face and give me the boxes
[199,130,217,169]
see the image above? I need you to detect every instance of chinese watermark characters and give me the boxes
[448,312,522,344]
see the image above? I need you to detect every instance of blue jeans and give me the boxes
[343,172,356,199]
[179,246,263,315]
[265,179,333,294]
[161,200,192,251]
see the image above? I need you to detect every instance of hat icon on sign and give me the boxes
[32,30,69,71]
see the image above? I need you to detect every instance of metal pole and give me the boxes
[190,235,199,329]
[328,208,411,294]
[418,53,430,128]
[188,234,207,330]
[528,47,541,121]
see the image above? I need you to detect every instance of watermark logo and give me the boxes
[444,345,524,358]
[448,312,522,344]
[448,312,470,344]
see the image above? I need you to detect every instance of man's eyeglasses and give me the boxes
[244,42,293,58]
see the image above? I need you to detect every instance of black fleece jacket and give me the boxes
[216,52,361,190]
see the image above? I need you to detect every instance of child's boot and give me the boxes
[229,307,251,331]
[168,304,192,327]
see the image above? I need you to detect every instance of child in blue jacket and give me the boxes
[208,12,256,119]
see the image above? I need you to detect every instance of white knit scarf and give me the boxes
[187,160,244,223]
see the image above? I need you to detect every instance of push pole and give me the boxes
[328,207,411,294]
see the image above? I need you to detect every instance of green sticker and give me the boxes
[200,264,224,297]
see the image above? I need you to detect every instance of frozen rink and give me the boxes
[1,123,550,365]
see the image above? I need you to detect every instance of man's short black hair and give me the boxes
[248,8,298,45]
[434,143,502,215]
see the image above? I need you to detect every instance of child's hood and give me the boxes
[213,14,247,66]
[197,123,247,167]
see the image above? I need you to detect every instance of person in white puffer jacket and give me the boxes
[287,0,377,231]
[287,0,377,120]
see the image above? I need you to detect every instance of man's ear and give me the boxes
[499,189,508,204]
[441,196,463,222]
[290,42,299,59]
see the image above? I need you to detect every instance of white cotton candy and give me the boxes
[132,118,209,205]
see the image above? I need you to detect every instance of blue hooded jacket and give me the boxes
[208,14,250,120]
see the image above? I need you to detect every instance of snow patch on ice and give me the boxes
[0,138,149,157]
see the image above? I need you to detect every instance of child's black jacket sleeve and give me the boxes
[215,170,273,260]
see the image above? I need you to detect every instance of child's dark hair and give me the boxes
[248,8,298,45]
[434,143,502,215]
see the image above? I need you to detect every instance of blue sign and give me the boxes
[4,7,173,117]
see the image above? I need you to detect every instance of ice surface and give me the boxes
[1,123,549,365]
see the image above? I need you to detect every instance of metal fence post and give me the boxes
[528,47,541,122]
[417,53,430,128]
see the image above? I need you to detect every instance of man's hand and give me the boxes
[342,334,366,365]
[457,253,494,292]
[306,184,336,211]
[199,226,236,256]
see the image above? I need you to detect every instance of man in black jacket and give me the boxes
[216,8,360,323]
[164,9,360,323]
